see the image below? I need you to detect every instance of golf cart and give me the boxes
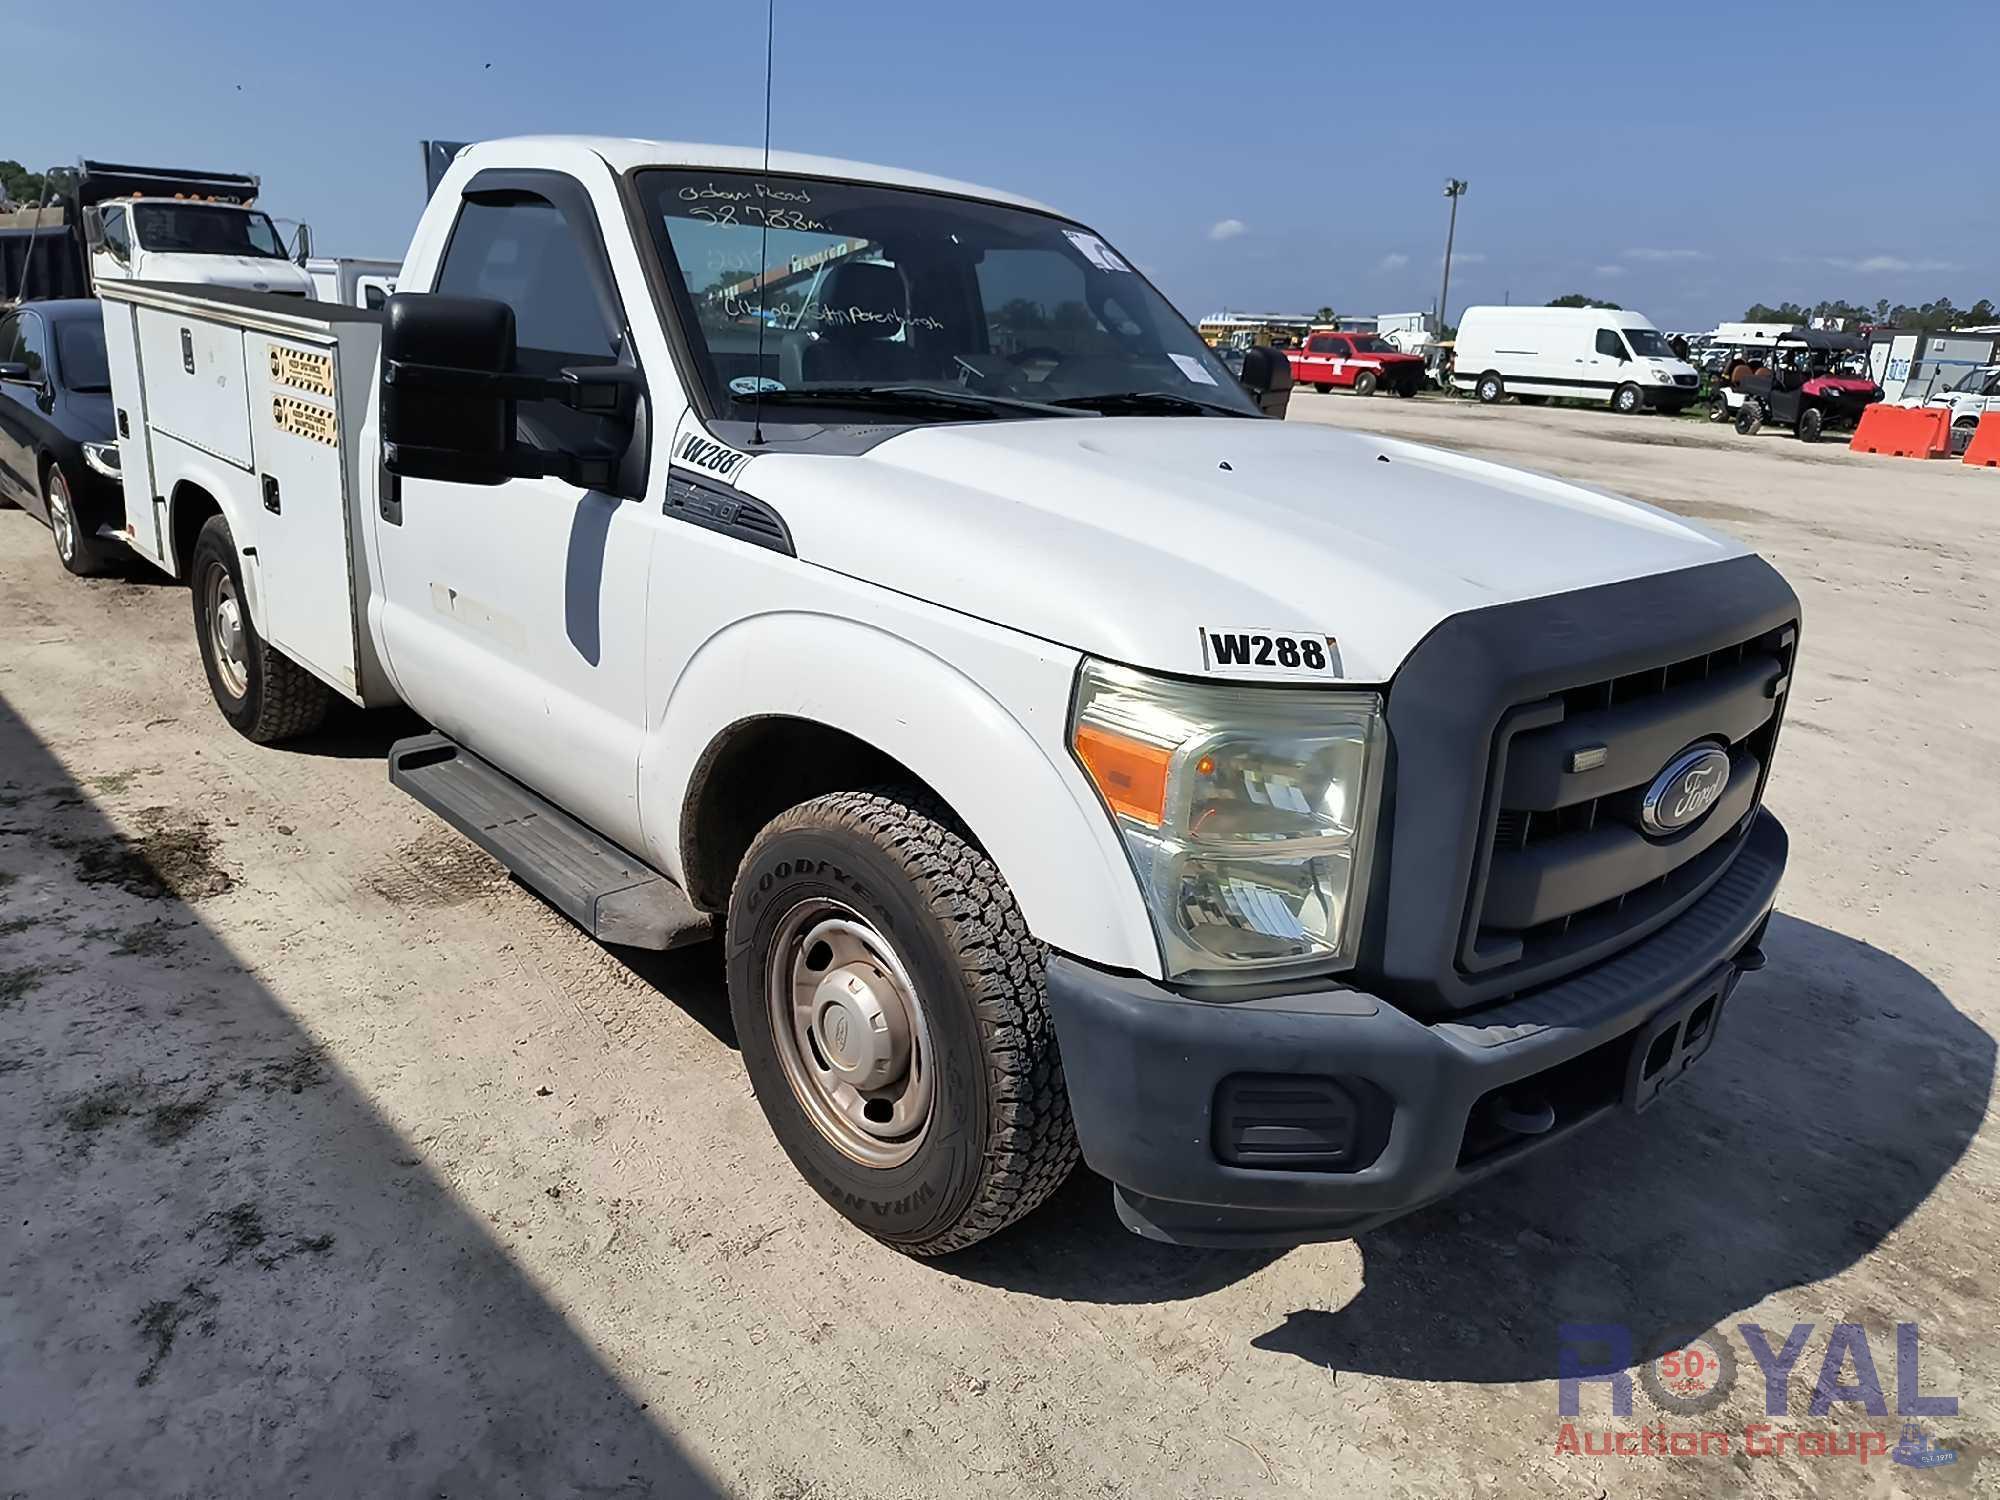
[1729,329,1877,442]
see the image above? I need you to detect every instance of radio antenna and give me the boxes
[751,0,775,448]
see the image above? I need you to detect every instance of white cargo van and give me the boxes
[93,137,1797,1254]
[1453,305,1700,413]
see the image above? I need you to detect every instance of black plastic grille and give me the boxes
[1463,625,1794,985]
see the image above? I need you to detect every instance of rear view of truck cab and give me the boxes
[102,136,1798,1256]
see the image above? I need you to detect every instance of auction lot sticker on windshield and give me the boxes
[1201,628,1344,678]
[1169,353,1218,386]
[1063,230,1130,272]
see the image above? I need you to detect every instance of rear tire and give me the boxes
[45,464,109,577]
[1312,382,1332,394]
[1735,398,1765,436]
[1475,372,1504,404]
[190,515,333,743]
[1708,394,1730,423]
[727,788,1078,1256]
[1951,418,1977,456]
[1352,370,1379,398]
[1612,382,1643,415]
[1796,406,1825,443]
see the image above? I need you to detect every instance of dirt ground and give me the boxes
[2,397,1995,1499]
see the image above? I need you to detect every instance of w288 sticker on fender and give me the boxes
[1200,627,1344,679]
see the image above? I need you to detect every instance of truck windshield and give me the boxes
[1349,336,1396,354]
[130,203,287,259]
[1624,327,1673,359]
[636,168,1258,421]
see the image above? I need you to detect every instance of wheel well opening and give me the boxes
[169,482,221,581]
[679,716,949,913]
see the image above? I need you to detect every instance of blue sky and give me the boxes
[9,0,1995,330]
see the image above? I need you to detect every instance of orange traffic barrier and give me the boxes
[1962,413,2000,469]
[1849,404,1952,459]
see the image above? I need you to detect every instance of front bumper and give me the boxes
[1045,809,1786,1247]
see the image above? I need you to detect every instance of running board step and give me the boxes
[387,732,712,951]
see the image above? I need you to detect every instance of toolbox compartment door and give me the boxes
[246,330,362,697]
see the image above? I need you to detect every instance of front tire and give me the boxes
[1312,382,1332,394]
[1796,406,1825,443]
[1352,370,1379,398]
[190,515,333,743]
[1708,394,1730,423]
[1613,382,1643,415]
[45,465,109,577]
[727,789,1078,1255]
[1735,397,1765,436]
[1475,372,1504,404]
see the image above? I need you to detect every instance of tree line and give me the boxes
[0,161,77,208]
[1740,296,1995,332]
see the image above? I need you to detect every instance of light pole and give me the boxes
[1437,178,1468,337]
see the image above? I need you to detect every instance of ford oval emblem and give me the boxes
[1641,744,1731,836]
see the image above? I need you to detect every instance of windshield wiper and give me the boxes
[1050,390,1251,418]
[751,383,1087,420]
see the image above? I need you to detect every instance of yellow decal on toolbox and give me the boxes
[269,345,335,398]
[272,395,338,446]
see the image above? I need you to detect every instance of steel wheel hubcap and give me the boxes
[204,565,249,699]
[768,901,932,1168]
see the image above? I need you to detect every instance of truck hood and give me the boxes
[137,254,312,296]
[744,417,1746,682]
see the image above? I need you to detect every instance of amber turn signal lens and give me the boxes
[1074,724,1172,828]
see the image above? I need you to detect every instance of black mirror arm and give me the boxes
[382,359,639,419]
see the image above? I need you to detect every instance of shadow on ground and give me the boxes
[0,692,725,1495]
[957,913,1992,1352]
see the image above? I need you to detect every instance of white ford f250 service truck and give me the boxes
[97,137,1798,1253]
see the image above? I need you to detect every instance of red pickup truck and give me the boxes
[1287,331,1427,396]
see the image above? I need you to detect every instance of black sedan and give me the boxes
[0,299,125,575]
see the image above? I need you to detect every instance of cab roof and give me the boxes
[464,136,1062,218]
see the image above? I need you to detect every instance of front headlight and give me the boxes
[1649,368,1674,383]
[1070,659,1385,983]
[82,441,121,479]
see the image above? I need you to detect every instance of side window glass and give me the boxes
[100,207,132,263]
[434,194,620,450]
[0,315,23,368]
[435,196,617,365]
[18,315,48,380]
[1595,329,1626,359]
[1306,335,1332,354]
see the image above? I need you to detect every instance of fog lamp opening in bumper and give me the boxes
[1213,1073,1392,1171]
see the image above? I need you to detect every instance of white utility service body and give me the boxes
[98,136,1799,1253]
[1452,304,1701,411]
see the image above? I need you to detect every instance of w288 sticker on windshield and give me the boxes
[1200,628,1344,679]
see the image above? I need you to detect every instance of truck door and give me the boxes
[0,312,37,503]
[371,177,661,853]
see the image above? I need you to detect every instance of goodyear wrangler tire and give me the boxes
[190,515,333,743]
[727,788,1079,1255]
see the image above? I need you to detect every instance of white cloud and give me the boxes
[1625,247,1708,263]
[1208,218,1247,242]
[1593,264,1628,278]
[1376,251,1409,272]
[1823,255,1960,274]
